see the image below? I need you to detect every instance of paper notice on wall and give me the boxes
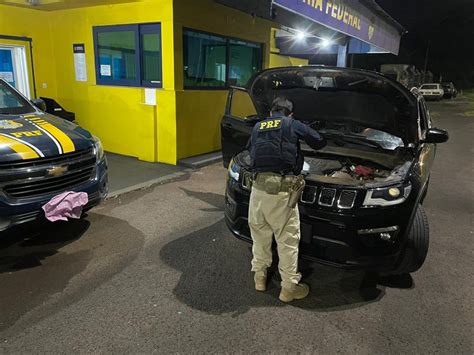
[0,72,14,83]
[100,64,112,77]
[144,88,157,106]
[73,44,87,82]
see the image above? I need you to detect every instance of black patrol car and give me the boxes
[0,79,108,231]
[221,66,448,275]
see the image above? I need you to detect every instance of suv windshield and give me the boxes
[0,80,35,115]
[421,84,438,90]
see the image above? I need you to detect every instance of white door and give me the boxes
[0,45,31,99]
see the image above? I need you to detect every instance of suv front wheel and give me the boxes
[390,205,430,275]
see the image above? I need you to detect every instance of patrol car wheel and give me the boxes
[389,205,430,275]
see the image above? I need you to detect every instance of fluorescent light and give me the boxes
[295,31,307,41]
[321,38,332,47]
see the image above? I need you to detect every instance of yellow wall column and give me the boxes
[156,5,178,164]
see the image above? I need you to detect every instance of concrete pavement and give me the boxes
[0,98,472,353]
[105,152,186,195]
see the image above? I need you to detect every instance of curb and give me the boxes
[106,169,193,199]
[177,151,222,169]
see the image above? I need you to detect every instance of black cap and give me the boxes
[271,96,294,116]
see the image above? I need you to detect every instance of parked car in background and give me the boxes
[380,64,423,88]
[222,66,449,275]
[442,82,457,99]
[419,83,444,101]
[0,79,108,232]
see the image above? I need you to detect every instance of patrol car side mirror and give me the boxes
[31,98,47,112]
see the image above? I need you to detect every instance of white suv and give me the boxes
[419,83,444,101]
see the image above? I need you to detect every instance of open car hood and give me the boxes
[247,66,419,145]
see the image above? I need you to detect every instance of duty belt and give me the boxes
[252,172,297,194]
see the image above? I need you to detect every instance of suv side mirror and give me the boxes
[31,98,46,112]
[424,128,449,144]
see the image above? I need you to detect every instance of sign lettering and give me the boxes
[273,0,401,54]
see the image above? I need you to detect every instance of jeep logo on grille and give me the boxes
[47,166,68,177]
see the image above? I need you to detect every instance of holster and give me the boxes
[287,175,305,208]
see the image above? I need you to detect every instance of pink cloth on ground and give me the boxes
[42,191,89,222]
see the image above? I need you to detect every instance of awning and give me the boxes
[215,0,405,55]
[272,0,404,55]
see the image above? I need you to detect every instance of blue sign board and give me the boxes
[272,0,402,54]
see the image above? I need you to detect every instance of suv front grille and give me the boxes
[4,168,94,198]
[301,186,317,204]
[1,148,96,199]
[298,184,358,209]
[318,188,337,207]
[337,190,357,209]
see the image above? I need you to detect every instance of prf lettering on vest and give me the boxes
[259,119,282,130]
[11,130,43,138]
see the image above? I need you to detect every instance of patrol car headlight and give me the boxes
[363,183,412,207]
[228,158,241,182]
[93,136,105,161]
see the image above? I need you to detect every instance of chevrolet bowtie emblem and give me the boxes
[47,166,68,177]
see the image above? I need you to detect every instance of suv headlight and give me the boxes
[93,136,105,161]
[363,183,412,207]
[228,158,241,182]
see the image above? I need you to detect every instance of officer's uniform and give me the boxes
[248,115,326,291]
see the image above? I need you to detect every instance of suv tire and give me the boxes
[390,205,430,275]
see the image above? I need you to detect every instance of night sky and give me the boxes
[367,0,474,88]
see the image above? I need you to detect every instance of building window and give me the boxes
[183,30,227,88]
[183,29,262,89]
[93,23,162,87]
[141,24,162,87]
[229,39,261,87]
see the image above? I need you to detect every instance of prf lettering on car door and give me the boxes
[259,119,282,131]
[11,130,43,138]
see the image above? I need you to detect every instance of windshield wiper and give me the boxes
[348,78,369,87]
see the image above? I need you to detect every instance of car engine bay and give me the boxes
[302,155,411,187]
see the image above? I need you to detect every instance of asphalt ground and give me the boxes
[0,98,472,353]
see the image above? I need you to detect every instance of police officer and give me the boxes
[248,96,326,302]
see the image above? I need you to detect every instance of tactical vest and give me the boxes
[250,116,302,175]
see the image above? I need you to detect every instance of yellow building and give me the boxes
[0,0,308,165]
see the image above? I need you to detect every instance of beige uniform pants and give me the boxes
[248,186,302,290]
